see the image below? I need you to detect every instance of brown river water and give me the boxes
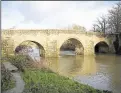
[29,49,121,93]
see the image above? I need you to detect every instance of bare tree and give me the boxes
[93,15,108,34]
[92,24,101,32]
[108,2,121,33]
[92,24,97,32]
[107,2,121,54]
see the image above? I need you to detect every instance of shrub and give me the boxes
[1,63,15,91]
[8,55,33,72]
[7,55,48,72]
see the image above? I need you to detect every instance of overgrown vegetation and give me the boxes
[7,55,48,72]
[1,63,15,91]
[7,55,34,72]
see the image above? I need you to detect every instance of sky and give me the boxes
[1,1,119,31]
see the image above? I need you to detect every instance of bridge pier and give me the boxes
[75,46,84,55]
[83,41,95,56]
[84,48,95,56]
[45,40,59,57]
[45,50,59,58]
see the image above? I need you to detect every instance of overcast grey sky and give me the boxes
[1,1,119,31]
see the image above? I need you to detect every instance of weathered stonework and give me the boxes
[2,29,116,57]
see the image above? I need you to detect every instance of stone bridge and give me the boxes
[2,29,116,57]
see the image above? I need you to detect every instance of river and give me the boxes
[28,48,121,93]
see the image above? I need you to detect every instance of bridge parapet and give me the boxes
[2,29,106,36]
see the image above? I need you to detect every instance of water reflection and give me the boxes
[29,48,121,93]
[80,56,96,75]
[74,55,121,93]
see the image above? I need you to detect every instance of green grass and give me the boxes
[1,78,15,91]
[22,69,111,93]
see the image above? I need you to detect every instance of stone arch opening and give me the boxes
[95,41,109,54]
[60,38,84,55]
[15,40,45,58]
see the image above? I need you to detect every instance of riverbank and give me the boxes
[22,68,112,93]
[6,55,112,93]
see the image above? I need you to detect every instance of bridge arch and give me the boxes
[14,40,45,57]
[94,41,109,54]
[59,37,84,55]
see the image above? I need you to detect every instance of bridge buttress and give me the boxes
[44,39,59,57]
[83,40,95,56]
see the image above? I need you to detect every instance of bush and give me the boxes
[7,55,50,72]
[1,63,15,91]
[8,55,33,72]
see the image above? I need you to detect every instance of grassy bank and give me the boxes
[8,55,112,93]
[22,68,112,93]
